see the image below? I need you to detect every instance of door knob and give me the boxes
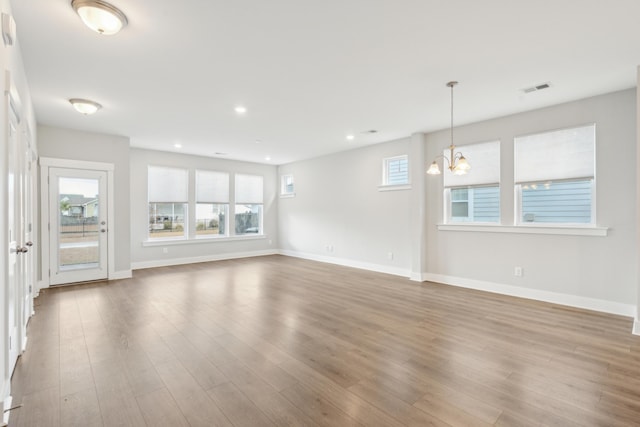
[101,229,106,233]
[17,247,28,253]
[26,241,33,247]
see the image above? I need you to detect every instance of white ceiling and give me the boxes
[12,0,640,165]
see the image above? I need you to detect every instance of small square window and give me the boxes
[382,155,409,186]
[281,174,295,196]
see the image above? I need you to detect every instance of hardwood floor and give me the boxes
[8,255,640,426]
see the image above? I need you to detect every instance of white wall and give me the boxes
[278,137,413,276]
[37,125,131,275]
[130,148,278,268]
[1,0,37,410]
[425,89,637,315]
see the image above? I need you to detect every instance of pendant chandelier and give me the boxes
[427,81,471,176]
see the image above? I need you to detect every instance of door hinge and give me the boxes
[29,285,32,293]
[48,269,51,277]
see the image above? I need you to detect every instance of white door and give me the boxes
[49,168,108,285]
[7,107,19,372]
[20,140,35,347]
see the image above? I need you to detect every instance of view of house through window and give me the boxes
[515,124,595,224]
[281,174,294,195]
[382,155,409,186]
[444,141,500,223]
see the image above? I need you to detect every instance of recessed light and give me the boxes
[235,106,247,114]
[174,143,182,149]
[71,0,128,35]
[255,139,261,144]
[346,134,355,141]
[265,156,271,161]
[69,98,102,115]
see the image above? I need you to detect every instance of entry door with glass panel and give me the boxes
[49,168,108,285]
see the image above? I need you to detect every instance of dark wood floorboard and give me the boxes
[8,254,640,426]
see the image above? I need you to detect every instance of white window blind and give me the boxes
[235,174,263,203]
[196,170,229,203]
[444,141,500,187]
[514,124,595,183]
[148,166,188,202]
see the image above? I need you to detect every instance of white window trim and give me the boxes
[381,155,410,188]
[378,184,412,192]
[142,234,268,247]
[437,223,608,237]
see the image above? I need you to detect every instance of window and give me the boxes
[382,155,409,186]
[195,170,229,237]
[444,141,500,223]
[235,174,263,234]
[450,186,500,222]
[281,174,295,196]
[515,124,595,224]
[148,166,188,239]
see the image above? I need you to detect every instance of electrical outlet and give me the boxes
[514,266,523,277]
[387,252,394,260]
[162,247,168,254]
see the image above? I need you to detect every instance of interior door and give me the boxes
[21,140,35,342]
[7,106,19,372]
[49,168,108,285]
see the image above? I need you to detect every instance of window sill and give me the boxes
[378,184,412,192]
[280,193,296,198]
[437,224,608,237]
[142,234,267,247]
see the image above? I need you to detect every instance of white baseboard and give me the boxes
[279,249,411,278]
[131,249,278,270]
[633,319,640,336]
[422,272,637,318]
[110,269,132,280]
[35,280,46,295]
[2,394,11,426]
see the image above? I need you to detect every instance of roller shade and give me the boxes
[148,166,188,202]
[515,124,595,183]
[444,141,500,187]
[235,174,263,203]
[196,170,229,203]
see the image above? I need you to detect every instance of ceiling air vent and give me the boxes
[523,82,551,94]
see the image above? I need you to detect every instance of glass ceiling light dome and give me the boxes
[71,0,128,35]
[69,98,102,115]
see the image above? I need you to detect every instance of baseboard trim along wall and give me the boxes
[131,249,278,270]
[110,270,133,280]
[279,249,411,278]
[421,272,637,319]
[633,319,640,336]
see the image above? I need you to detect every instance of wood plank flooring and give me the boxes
[8,255,640,426]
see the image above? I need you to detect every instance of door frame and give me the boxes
[39,157,115,289]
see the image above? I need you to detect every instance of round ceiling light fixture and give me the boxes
[71,0,128,35]
[69,98,102,115]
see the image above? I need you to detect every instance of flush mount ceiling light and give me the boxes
[71,0,128,35]
[427,81,471,176]
[235,106,247,114]
[69,98,102,115]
